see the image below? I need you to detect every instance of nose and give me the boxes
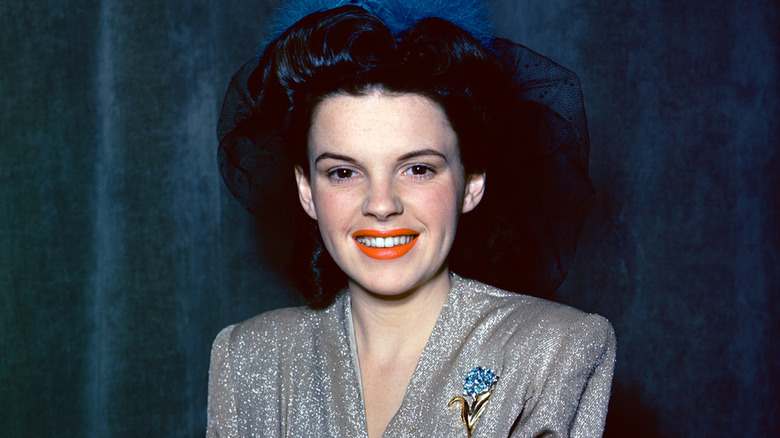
[362,178,403,220]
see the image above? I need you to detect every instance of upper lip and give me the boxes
[352,228,419,238]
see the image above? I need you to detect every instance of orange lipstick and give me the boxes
[352,229,419,260]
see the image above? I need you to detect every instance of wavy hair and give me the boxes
[247,6,512,308]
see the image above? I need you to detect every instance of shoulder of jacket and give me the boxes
[460,276,614,343]
[235,305,325,339]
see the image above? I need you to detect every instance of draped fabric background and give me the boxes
[1,0,777,436]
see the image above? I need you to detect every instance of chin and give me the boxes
[347,264,449,299]
[350,276,417,298]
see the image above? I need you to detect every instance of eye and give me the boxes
[403,164,435,178]
[328,167,358,183]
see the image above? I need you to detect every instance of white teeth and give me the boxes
[356,235,415,248]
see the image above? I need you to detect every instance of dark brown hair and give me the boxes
[247,6,512,307]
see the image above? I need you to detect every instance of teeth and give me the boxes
[356,235,416,248]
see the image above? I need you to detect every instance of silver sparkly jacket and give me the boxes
[208,275,616,437]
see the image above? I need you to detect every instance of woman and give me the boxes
[210,2,615,437]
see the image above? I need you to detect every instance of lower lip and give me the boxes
[353,233,418,260]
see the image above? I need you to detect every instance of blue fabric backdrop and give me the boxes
[1,0,777,436]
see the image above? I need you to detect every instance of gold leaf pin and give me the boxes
[448,366,499,437]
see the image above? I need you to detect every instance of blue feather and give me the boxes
[264,0,494,48]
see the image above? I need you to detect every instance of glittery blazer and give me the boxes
[207,275,616,437]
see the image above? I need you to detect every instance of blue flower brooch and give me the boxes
[449,366,499,437]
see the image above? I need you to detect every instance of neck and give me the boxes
[349,268,452,357]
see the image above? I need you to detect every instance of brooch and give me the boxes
[448,366,499,437]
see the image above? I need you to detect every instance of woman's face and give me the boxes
[295,92,485,297]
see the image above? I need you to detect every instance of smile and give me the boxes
[352,229,419,260]
[354,235,416,248]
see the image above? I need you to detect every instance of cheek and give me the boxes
[409,183,463,225]
[313,190,357,232]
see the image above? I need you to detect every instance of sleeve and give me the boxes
[207,324,238,438]
[511,314,616,438]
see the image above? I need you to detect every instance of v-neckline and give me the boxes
[344,274,462,437]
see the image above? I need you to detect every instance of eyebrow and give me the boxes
[397,149,449,162]
[314,149,448,165]
[314,152,357,164]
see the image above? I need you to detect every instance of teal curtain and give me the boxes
[1,0,777,436]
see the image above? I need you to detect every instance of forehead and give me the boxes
[308,92,458,156]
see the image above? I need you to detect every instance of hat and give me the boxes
[217,1,594,296]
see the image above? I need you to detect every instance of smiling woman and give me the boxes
[209,2,615,437]
[296,93,481,300]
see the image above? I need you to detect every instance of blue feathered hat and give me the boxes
[266,0,494,48]
[218,0,595,297]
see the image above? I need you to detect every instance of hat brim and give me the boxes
[217,39,594,295]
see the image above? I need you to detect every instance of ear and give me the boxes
[462,172,486,214]
[294,166,318,220]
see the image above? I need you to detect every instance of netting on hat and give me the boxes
[217,11,593,302]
